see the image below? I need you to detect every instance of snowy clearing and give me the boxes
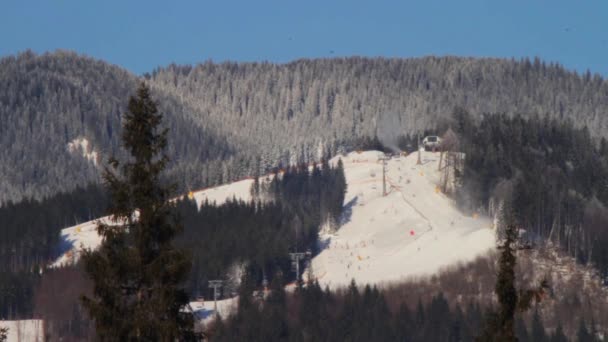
[51,179,255,267]
[51,150,495,289]
[0,320,44,342]
[188,297,238,326]
[52,215,116,267]
[310,150,495,289]
[189,178,254,207]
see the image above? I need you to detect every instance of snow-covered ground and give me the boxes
[189,178,254,207]
[0,320,44,342]
[51,179,256,267]
[52,150,495,289]
[310,150,495,288]
[52,216,116,267]
[188,297,238,326]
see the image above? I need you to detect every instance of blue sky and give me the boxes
[1,0,607,76]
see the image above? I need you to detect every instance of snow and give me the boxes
[189,178,254,208]
[67,137,99,166]
[0,320,44,342]
[309,150,495,289]
[187,297,238,326]
[44,149,497,330]
[51,150,495,290]
[51,179,255,267]
[51,216,115,268]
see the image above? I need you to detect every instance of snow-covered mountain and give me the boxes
[41,150,608,336]
[4,51,608,206]
[52,150,495,288]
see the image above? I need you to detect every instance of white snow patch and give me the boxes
[67,137,99,166]
[51,216,115,268]
[0,320,44,342]
[190,178,254,208]
[188,297,238,326]
[309,150,495,289]
[51,178,256,267]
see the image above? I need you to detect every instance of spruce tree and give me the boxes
[530,308,546,342]
[478,201,548,342]
[550,322,568,342]
[577,319,592,342]
[494,219,519,341]
[393,303,411,341]
[515,316,529,342]
[81,83,194,341]
[260,273,288,341]
[0,327,7,342]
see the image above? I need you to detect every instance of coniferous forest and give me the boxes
[2,52,608,340]
[3,110,608,340]
[2,51,608,205]
[0,185,107,319]
[210,278,578,342]
[3,109,608,340]
[453,109,608,280]
[213,279,485,342]
[176,158,347,297]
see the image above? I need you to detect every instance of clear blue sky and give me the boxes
[1,0,607,76]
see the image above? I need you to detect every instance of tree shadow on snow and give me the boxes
[339,196,358,226]
[53,232,77,261]
[317,197,358,252]
[192,307,215,321]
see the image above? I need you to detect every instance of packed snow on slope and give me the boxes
[52,215,115,267]
[189,178,254,207]
[187,297,238,326]
[0,320,44,342]
[52,150,495,288]
[309,150,495,289]
[51,179,255,267]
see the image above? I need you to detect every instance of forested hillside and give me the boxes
[0,50,232,204]
[2,50,608,205]
[454,110,608,280]
[151,56,608,161]
[176,159,347,296]
[0,184,107,319]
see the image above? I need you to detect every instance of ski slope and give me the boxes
[187,297,238,326]
[51,179,255,267]
[52,150,495,289]
[310,150,495,288]
[52,216,116,267]
[0,320,44,342]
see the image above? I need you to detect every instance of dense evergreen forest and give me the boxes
[453,109,608,280]
[3,48,608,338]
[0,155,347,322]
[3,51,608,204]
[2,125,607,340]
[210,278,588,342]
[176,159,347,297]
[0,50,232,204]
[0,185,107,319]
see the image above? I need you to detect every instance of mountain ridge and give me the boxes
[2,50,607,204]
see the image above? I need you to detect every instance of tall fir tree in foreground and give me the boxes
[494,214,519,341]
[477,200,548,342]
[0,327,7,342]
[81,83,194,341]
